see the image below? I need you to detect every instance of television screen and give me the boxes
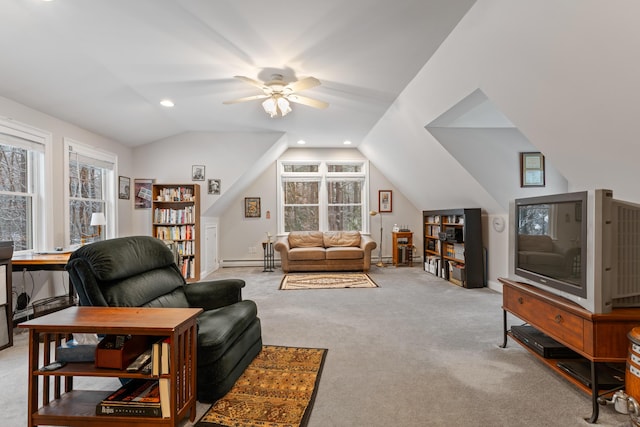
[515,192,587,298]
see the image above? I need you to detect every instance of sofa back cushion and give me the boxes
[519,234,554,252]
[288,231,325,248]
[323,231,361,247]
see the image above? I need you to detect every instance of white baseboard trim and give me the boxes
[222,259,277,268]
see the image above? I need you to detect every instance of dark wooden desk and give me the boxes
[12,252,75,318]
[12,252,72,272]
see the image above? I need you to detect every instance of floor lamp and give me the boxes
[369,210,384,267]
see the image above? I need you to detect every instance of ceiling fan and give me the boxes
[223,74,329,117]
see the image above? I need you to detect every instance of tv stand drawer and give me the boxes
[504,283,584,351]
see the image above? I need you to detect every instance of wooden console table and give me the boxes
[499,278,640,423]
[19,306,202,427]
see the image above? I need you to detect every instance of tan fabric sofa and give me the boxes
[274,231,377,273]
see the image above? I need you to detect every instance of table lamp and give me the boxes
[90,212,106,239]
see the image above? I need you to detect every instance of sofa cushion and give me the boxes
[289,247,326,261]
[326,246,364,260]
[288,231,325,248]
[323,231,361,247]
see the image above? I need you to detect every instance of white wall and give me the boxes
[130,131,284,236]
[217,147,423,264]
[0,96,133,310]
[360,0,640,290]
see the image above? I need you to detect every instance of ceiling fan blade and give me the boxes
[234,75,268,90]
[287,94,329,109]
[286,77,321,92]
[223,94,269,104]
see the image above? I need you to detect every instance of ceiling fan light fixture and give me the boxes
[262,97,277,117]
[277,97,291,116]
[262,95,291,118]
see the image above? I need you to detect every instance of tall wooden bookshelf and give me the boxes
[152,184,200,282]
[423,208,484,288]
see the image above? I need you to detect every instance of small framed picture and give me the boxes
[379,190,392,213]
[192,165,205,181]
[520,152,545,187]
[208,179,221,195]
[244,197,261,218]
[134,178,154,209]
[118,176,130,200]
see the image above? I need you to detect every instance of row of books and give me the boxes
[155,225,195,243]
[425,255,445,277]
[426,238,441,254]
[178,256,197,279]
[425,224,441,237]
[156,186,194,202]
[444,243,465,260]
[96,338,171,418]
[154,206,195,225]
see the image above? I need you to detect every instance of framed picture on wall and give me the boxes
[208,179,221,195]
[192,165,205,181]
[520,152,545,187]
[379,190,392,213]
[134,178,154,209]
[244,197,261,218]
[118,176,130,200]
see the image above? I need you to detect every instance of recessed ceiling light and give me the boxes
[297,140,306,145]
[343,140,352,145]
[160,99,175,107]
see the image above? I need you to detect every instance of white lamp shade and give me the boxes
[277,97,291,116]
[90,212,106,226]
[262,97,277,117]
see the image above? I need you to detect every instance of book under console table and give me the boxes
[499,278,640,423]
[19,306,202,427]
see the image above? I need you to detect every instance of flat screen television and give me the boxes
[510,189,640,314]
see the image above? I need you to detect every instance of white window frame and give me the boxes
[277,160,369,234]
[63,138,117,247]
[0,117,52,253]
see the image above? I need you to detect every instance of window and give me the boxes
[64,139,116,246]
[278,160,368,233]
[0,119,50,252]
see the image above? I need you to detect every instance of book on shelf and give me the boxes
[96,379,162,417]
[151,338,163,376]
[159,337,172,418]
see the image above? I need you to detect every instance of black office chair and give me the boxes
[65,235,262,402]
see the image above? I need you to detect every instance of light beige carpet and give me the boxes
[196,345,327,427]
[279,273,378,290]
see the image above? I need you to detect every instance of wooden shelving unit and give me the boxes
[152,184,200,282]
[19,306,201,427]
[423,208,484,288]
[392,231,413,267]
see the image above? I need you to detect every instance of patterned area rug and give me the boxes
[280,273,378,290]
[196,345,327,427]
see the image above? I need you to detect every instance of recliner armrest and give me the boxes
[184,278,246,310]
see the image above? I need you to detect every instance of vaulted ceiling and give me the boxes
[0,0,476,147]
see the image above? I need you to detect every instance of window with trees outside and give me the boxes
[278,160,368,233]
[64,139,116,247]
[0,120,50,252]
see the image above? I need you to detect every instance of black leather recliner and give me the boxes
[65,235,262,403]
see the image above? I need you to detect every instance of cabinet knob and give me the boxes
[517,297,524,304]
[555,314,563,323]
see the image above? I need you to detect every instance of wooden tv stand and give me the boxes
[499,278,640,423]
